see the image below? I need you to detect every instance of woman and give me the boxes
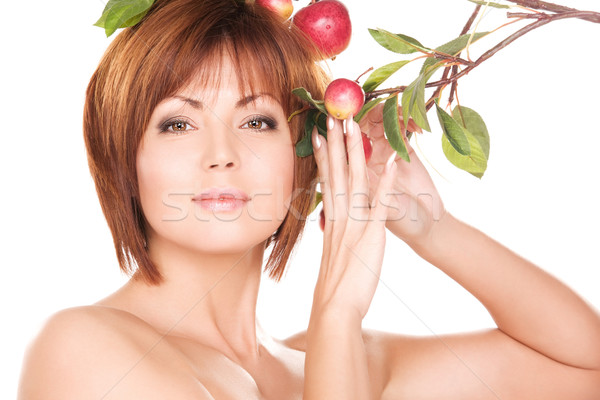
[18,0,600,398]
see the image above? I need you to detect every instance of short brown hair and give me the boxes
[83,0,329,284]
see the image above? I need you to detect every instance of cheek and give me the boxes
[248,144,295,222]
[136,148,192,225]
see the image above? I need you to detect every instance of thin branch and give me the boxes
[506,0,600,23]
[507,12,547,19]
[447,10,600,82]
[355,67,373,83]
[367,10,600,100]
[425,4,481,111]
[447,65,460,106]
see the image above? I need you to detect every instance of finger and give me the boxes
[312,127,333,265]
[326,114,349,225]
[312,127,329,204]
[345,115,370,226]
[368,152,398,231]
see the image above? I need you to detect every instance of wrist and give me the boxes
[385,199,450,250]
[307,304,362,336]
[409,210,458,258]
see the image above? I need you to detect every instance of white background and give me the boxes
[2,0,599,397]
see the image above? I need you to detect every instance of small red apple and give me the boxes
[324,78,365,120]
[256,0,293,20]
[319,208,325,231]
[361,132,373,163]
[344,131,373,163]
[292,0,352,59]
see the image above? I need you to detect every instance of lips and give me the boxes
[192,187,250,212]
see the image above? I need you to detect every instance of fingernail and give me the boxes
[385,152,396,173]
[313,131,322,149]
[346,115,354,136]
[327,115,335,131]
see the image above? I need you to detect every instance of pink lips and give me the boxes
[192,187,250,212]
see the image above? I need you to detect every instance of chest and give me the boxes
[165,337,305,400]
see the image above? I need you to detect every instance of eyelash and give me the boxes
[159,118,194,135]
[241,115,278,132]
[158,115,278,135]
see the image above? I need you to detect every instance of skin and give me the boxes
[18,60,600,399]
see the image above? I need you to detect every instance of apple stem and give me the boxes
[355,67,373,84]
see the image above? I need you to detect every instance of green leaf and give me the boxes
[467,0,510,9]
[295,132,313,157]
[309,191,323,214]
[315,111,328,137]
[296,109,317,157]
[295,110,327,157]
[452,105,490,159]
[363,61,410,93]
[368,28,429,54]
[401,69,436,133]
[441,127,488,178]
[421,31,488,73]
[383,96,410,162]
[94,8,108,28]
[95,0,155,37]
[435,101,471,156]
[292,87,327,114]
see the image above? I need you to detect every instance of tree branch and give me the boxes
[506,0,600,23]
[367,10,600,101]
[425,4,481,111]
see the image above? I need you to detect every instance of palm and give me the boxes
[359,104,445,245]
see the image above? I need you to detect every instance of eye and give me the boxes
[241,115,278,132]
[159,118,195,134]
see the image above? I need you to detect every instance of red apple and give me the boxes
[360,132,373,163]
[256,0,293,20]
[292,0,352,59]
[324,78,365,120]
[344,131,373,163]
[319,208,325,231]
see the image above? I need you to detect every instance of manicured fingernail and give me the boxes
[313,131,322,149]
[327,115,335,130]
[346,115,354,136]
[385,152,396,173]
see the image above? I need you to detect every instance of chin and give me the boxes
[158,215,283,254]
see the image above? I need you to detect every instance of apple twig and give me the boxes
[355,67,374,83]
[506,0,600,23]
[425,4,481,111]
[366,6,600,104]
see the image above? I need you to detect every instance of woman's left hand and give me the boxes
[359,103,446,247]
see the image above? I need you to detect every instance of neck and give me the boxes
[100,234,268,364]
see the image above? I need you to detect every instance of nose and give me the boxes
[202,123,241,171]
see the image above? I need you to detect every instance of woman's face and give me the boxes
[136,58,295,255]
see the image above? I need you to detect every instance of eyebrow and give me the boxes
[172,93,278,110]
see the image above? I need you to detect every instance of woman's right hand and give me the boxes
[303,114,397,400]
[310,114,397,322]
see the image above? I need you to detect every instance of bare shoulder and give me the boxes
[18,306,214,400]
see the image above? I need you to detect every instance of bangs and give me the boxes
[173,36,294,117]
